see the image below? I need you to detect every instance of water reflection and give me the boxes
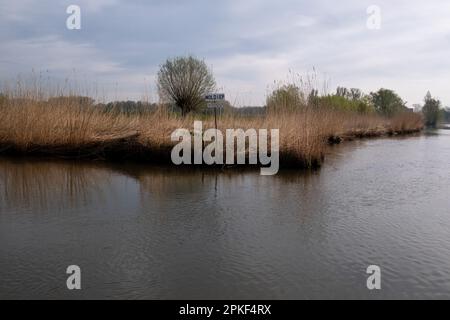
[0,159,326,218]
[0,159,117,212]
[1,130,450,299]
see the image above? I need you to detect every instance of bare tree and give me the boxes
[157,56,216,116]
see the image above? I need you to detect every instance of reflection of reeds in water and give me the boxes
[119,168,216,210]
[112,167,250,213]
[0,159,114,211]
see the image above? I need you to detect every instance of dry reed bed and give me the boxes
[0,98,424,168]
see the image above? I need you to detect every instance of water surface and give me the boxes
[1,130,449,299]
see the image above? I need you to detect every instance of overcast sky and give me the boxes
[1,0,449,106]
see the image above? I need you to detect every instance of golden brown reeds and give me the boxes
[0,92,423,169]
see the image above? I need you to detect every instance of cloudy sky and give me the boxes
[1,0,449,106]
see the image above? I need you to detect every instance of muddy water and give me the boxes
[0,130,449,299]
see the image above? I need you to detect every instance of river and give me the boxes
[0,130,449,299]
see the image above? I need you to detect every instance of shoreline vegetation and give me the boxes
[0,55,432,169]
[0,89,424,170]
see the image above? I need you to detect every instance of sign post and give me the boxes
[205,93,225,131]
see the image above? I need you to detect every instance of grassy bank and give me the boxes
[0,94,423,169]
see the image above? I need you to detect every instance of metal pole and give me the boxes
[214,104,218,130]
[214,103,218,162]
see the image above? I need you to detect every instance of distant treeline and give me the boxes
[0,93,267,117]
[95,99,267,116]
[266,86,413,116]
[96,100,159,115]
[1,91,448,125]
[442,108,450,123]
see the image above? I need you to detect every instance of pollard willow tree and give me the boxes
[157,56,216,116]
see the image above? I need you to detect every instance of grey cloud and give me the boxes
[1,0,449,106]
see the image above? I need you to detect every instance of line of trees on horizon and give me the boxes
[154,56,448,126]
[267,85,410,116]
[1,55,449,126]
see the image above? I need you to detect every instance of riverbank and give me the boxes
[0,97,423,168]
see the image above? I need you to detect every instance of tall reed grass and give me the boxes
[0,89,424,168]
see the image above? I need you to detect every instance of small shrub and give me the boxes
[370,88,407,117]
[266,84,306,113]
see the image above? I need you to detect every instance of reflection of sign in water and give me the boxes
[205,93,225,102]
